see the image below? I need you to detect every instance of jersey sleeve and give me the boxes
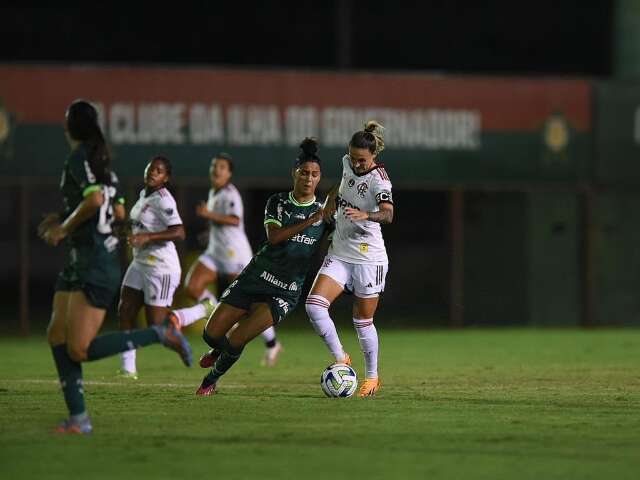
[157,193,183,227]
[224,189,244,218]
[264,194,283,227]
[68,149,101,197]
[371,168,393,205]
[111,171,126,205]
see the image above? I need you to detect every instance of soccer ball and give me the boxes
[320,363,358,398]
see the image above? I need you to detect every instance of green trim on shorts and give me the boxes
[82,184,102,197]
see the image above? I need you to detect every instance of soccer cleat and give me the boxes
[116,369,138,380]
[54,418,93,435]
[261,341,283,367]
[198,349,221,369]
[358,377,381,397]
[195,382,217,396]
[152,314,193,367]
[200,297,217,321]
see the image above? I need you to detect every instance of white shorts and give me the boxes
[122,262,180,307]
[198,251,250,276]
[316,254,388,298]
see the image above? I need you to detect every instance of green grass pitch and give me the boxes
[1,328,639,480]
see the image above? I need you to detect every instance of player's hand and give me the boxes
[38,212,60,238]
[345,207,368,222]
[43,223,67,246]
[128,233,150,247]
[310,207,324,224]
[195,202,209,218]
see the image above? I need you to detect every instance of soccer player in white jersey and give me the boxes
[184,153,283,366]
[117,156,187,378]
[305,121,393,397]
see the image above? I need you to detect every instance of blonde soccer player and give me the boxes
[185,153,283,366]
[305,121,393,397]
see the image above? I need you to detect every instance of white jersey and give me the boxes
[205,183,253,262]
[329,154,393,264]
[129,187,183,273]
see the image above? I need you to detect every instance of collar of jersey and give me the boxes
[350,162,385,177]
[213,182,231,195]
[289,191,316,207]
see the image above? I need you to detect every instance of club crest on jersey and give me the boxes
[357,182,368,198]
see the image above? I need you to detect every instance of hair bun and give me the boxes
[299,137,319,156]
[364,120,383,135]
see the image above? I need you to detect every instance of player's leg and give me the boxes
[351,263,388,397]
[48,290,92,433]
[56,290,107,433]
[117,283,144,378]
[184,255,218,302]
[306,256,351,364]
[196,302,248,394]
[198,303,274,395]
[67,286,192,367]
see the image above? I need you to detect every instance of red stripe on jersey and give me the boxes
[377,168,389,181]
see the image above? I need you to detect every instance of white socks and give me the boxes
[305,294,345,362]
[353,318,378,379]
[261,326,276,343]
[198,289,217,303]
[121,349,137,374]
[173,303,207,328]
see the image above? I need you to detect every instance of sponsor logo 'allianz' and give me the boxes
[260,271,298,291]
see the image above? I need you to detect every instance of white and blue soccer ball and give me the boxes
[320,363,358,398]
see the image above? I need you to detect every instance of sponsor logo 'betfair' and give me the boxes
[290,233,317,245]
[260,271,298,291]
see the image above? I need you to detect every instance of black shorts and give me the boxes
[55,246,121,309]
[220,269,300,326]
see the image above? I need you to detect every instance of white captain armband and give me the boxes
[376,191,393,204]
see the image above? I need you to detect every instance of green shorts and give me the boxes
[55,245,121,309]
[220,267,301,325]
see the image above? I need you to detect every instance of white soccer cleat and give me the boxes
[261,341,283,367]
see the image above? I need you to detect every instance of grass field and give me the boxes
[1,328,639,480]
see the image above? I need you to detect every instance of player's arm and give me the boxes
[42,189,104,246]
[265,209,323,245]
[195,202,240,226]
[322,184,339,223]
[129,225,185,248]
[345,202,393,224]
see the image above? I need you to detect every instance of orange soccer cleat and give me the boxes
[358,377,381,397]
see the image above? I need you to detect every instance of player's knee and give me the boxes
[185,281,202,300]
[305,295,330,320]
[46,321,65,346]
[66,343,88,362]
[203,330,228,351]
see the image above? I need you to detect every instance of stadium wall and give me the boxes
[2,64,639,330]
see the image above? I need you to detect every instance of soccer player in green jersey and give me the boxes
[38,100,192,434]
[196,138,327,396]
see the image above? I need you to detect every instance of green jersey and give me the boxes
[60,143,124,248]
[248,191,326,291]
[219,191,327,324]
[55,144,124,307]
